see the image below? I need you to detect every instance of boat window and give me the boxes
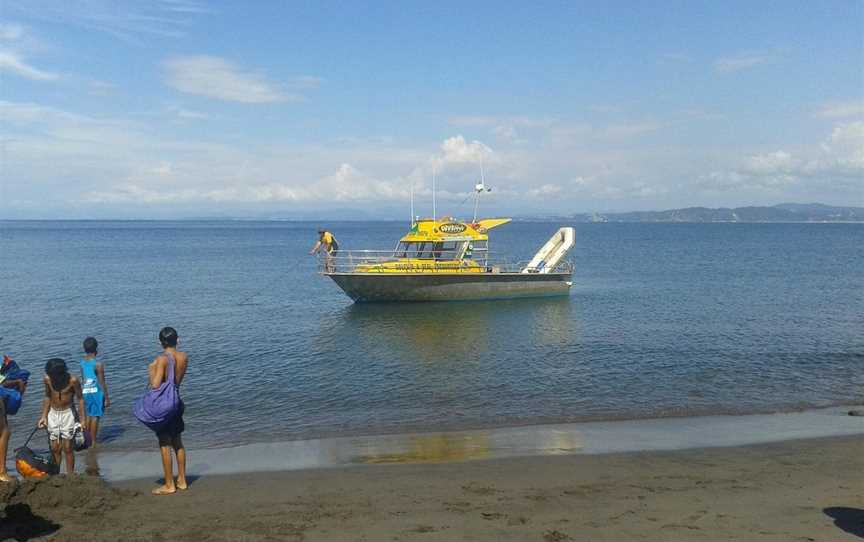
[393,241,465,260]
[395,242,409,258]
[394,241,432,258]
[431,241,464,260]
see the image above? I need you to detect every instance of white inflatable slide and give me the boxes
[521,227,575,273]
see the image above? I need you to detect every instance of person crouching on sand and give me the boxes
[37,358,84,475]
[149,326,189,495]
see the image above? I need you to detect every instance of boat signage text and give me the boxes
[439,223,467,234]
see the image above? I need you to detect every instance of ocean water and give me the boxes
[1,220,862,451]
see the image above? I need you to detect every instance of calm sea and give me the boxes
[1,220,862,450]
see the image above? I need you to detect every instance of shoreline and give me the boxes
[3,434,862,541]
[87,405,864,482]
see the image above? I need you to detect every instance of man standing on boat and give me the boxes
[310,228,339,272]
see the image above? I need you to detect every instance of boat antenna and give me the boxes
[432,160,437,220]
[472,152,491,222]
[409,178,415,225]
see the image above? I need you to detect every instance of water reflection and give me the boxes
[355,432,491,464]
[351,426,582,465]
[92,406,862,482]
[321,297,579,364]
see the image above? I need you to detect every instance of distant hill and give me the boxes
[564,203,864,223]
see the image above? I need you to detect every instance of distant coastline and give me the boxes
[2,202,863,223]
[525,203,864,223]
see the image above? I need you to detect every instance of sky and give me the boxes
[0,0,862,219]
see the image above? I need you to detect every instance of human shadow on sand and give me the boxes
[824,507,864,538]
[0,503,61,541]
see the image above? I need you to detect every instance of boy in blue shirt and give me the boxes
[80,337,109,444]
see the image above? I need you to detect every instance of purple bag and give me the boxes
[133,352,181,431]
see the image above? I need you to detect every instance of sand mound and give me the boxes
[1,475,129,514]
[1,476,137,541]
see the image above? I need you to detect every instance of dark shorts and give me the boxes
[155,402,185,440]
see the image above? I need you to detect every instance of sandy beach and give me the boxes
[2,435,861,541]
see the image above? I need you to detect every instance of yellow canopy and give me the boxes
[400,217,511,242]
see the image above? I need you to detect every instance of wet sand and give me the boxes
[2,435,862,541]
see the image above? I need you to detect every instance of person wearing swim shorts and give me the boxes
[79,337,109,445]
[37,358,84,475]
[149,327,189,495]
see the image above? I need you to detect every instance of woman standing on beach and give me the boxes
[148,327,189,495]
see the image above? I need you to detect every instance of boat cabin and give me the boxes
[394,217,511,265]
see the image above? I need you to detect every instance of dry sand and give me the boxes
[1,435,862,541]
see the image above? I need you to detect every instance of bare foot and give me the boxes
[0,472,15,483]
[176,479,188,490]
[151,485,176,496]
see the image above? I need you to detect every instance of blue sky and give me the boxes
[1,0,862,218]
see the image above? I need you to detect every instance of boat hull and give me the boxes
[325,272,572,302]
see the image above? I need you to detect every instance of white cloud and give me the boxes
[287,76,323,90]
[0,50,58,80]
[448,115,554,143]
[175,107,210,120]
[714,51,779,73]
[3,96,860,217]
[546,120,665,146]
[151,162,174,177]
[814,100,864,119]
[88,80,117,96]
[438,135,493,166]
[83,163,409,205]
[1,100,78,125]
[0,24,60,82]
[527,184,564,198]
[698,121,864,194]
[602,121,663,139]
[448,116,553,129]
[163,55,300,103]
[4,1,210,42]
[742,150,797,176]
[588,104,623,114]
[0,23,25,41]
[83,183,197,204]
[448,115,675,146]
[823,121,864,173]
[491,124,518,142]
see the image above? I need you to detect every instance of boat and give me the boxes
[319,217,575,302]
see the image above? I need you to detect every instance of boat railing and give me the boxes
[317,250,573,275]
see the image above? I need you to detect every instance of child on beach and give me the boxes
[0,399,9,482]
[37,358,85,475]
[149,327,189,495]
[80,337,109,444]
[0,353,29,483]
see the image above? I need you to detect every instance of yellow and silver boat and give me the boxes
[319,217,575,302]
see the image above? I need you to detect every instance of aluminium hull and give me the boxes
[325,272,572,302]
